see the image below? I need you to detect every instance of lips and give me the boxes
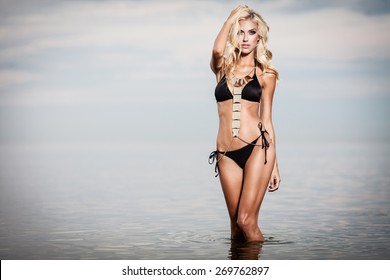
[241,44,250,48]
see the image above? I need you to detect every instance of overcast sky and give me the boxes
[0,0,389,145]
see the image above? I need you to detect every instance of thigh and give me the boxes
[239,145,276,216]
[217,155,244,218]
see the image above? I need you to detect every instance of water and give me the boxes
[0,140,389,260]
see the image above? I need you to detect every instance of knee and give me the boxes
[236,214,257,230]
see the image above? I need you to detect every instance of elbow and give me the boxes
[212,47,224,59]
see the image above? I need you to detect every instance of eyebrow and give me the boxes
[239,28,257,32]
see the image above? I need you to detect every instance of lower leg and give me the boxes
[230,220,245,240]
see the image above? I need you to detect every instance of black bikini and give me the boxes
[214,71,261,103]
[209,67,270,177]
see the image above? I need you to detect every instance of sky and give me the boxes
[0,0,389,146]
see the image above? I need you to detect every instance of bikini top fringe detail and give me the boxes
[231,84,242,137]
[230,68,256,137]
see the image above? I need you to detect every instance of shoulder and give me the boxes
[264,66,278,76]
[263,71,277,87]
[258,67,277,89]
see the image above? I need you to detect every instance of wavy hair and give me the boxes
[224,7,278,81]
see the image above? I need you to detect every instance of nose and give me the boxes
[243,32,249,42]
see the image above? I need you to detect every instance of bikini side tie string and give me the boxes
[258,122,270,164]
[208,151,219,177]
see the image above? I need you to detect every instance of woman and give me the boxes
[209,5,281,242]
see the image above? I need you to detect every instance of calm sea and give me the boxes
[0,140,389,260]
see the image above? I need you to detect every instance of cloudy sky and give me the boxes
[0,0,389,146]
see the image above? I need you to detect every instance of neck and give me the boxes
[237,53,256,67]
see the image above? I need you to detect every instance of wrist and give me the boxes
[225,18,234,26]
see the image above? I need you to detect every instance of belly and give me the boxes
[216,101,261,151]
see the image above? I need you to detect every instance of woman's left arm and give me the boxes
[259,71,281,192]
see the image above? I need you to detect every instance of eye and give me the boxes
[249,30,257,35]
[237,30,244,35]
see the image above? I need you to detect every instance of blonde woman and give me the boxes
[209,5,281,242]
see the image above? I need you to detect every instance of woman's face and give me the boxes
[237,19,259,55]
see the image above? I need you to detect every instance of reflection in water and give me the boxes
[229,240,263,260]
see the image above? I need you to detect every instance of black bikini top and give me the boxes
[215,68,262,103]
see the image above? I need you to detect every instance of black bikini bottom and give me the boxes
[208,123,270,177]
[208,137,259,177]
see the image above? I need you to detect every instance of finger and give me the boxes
[235,5,247,11]
[268,179,275,191]
[269,186,277,192]
[274,178,280,189]
[230,6,244,18]
[268,177,279,192]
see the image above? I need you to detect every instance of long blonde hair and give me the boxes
[224,7,278,81]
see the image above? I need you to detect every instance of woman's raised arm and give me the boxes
[210,5,246,78]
